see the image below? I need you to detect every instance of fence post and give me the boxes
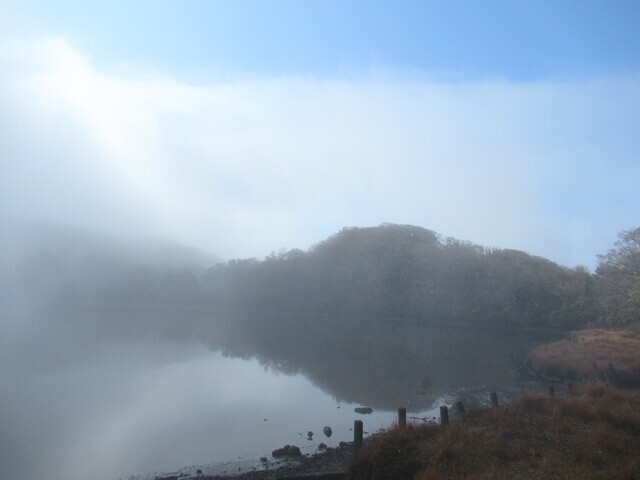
[354,420,363,450]
[440,406,449,426]
[489,392,499,408]
[398,407,407,427]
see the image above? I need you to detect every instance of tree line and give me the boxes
[41,223,639,331]
[199,224,638,330]
[28,223,638,406]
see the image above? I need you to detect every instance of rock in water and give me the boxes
[318,442,327,451]
[323,426,333,437]
[354,407,374,414]
[272,444,302,458]
[307,430,313,439]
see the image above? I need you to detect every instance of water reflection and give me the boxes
[1,317,411,480]
[198,309,558,411]
[1,306,558,480]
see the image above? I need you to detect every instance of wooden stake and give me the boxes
[398,407,407,427]
[354,420,363,449]
[440,406,449,426]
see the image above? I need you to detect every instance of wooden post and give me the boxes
[398,407,407,427]
[440,406,449,426]
[489,392,499,408]
[354,420,363,449]
[548,385,555,396]
[455,400,466,415]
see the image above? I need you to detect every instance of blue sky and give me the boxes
[3,0,640,79]
[1,0,639,268]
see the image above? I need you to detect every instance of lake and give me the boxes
[0,307,554,480]
[1,320,439,480]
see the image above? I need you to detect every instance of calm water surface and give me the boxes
[3,305,548,480]
[2,330,441,480]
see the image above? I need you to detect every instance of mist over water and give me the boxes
[0,230,209,479]
[1,329,339,480]
[0,227,557,480]
[2,5,639,479]
[0,300,419,480]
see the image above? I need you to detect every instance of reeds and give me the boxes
[349,383,640,479]
[530,329,640,387]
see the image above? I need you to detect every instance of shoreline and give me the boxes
[153,442,354,480]
[146,381,553,480]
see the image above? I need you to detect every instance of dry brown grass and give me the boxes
[530,329,640,387]
[348,383,640,480]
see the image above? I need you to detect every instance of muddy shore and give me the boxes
[153,442,353,480]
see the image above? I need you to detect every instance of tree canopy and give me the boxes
[595,227,640,325]
[201,224,597,330]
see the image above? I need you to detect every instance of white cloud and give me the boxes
[1,36,639,267]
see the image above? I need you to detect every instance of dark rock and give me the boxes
[307,430,313,439]
[318,442,327,451]
[323,426,333,437]
[272,444,302,458]
[354,407,374,414]
[260,457,268,463]
[339,441,350,448]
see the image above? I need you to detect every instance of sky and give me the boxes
[1,0,639,268]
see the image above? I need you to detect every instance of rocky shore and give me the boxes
[154,441,353,480]
[150,383,552,480]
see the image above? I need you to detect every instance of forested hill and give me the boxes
[29,223,638,332]
[202,224,596,330]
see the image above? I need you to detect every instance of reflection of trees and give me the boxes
[30,223,640,409]
[199,309,559,411]
[194,224,596,409]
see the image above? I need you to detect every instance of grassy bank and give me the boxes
[348,383,640,479]
[530,329,640,387]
